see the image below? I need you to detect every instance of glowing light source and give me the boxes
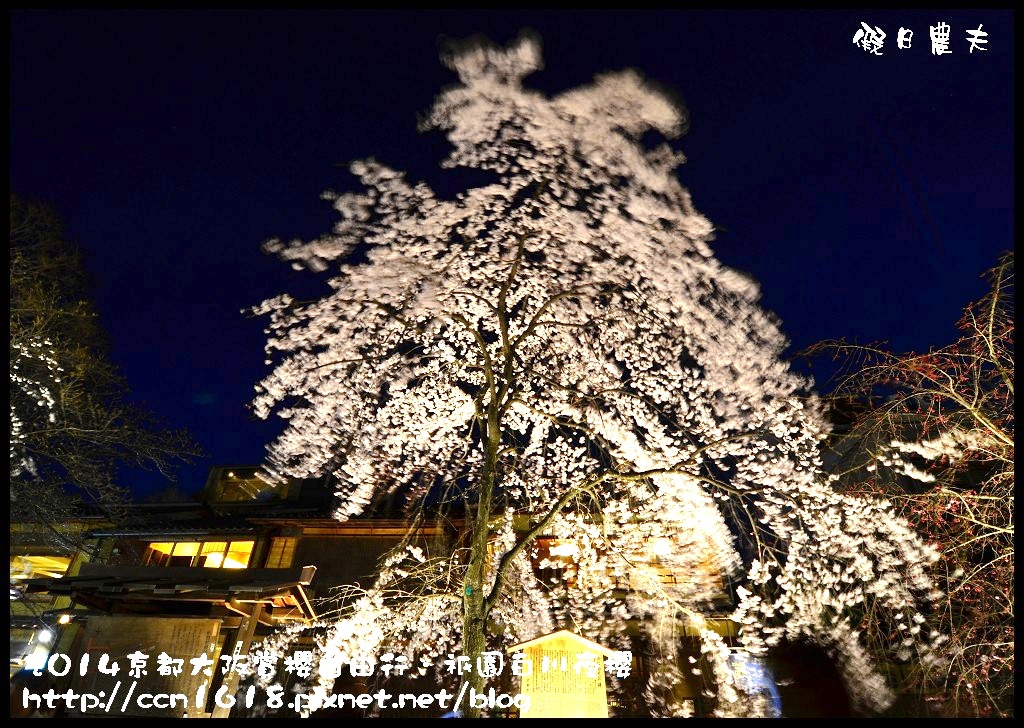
[57,614,72,625]
[547,541,579,559]
[650,537,673,556]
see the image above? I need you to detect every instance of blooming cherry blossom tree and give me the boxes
[253,34,941,716]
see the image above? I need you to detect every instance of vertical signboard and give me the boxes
[510,630,615,718]
[69,615,221,717]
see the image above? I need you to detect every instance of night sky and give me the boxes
[10,10,1014,499]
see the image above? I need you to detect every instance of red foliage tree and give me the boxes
[809,252,1013,717]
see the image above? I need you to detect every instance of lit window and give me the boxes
[200,542,228,567]
[145,540,254,569]
[172,542,200,557]
[10,555,72,581]
[264,537,296,568]
[224,541,254,569]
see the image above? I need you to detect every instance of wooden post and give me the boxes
[210,602,263,718]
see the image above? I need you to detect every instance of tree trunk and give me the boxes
[460,403,501,717]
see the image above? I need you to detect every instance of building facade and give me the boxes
[13,464,769,718]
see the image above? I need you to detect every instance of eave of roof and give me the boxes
[22,564,318,622]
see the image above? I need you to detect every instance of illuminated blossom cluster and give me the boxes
[10,336,62,477]
[872,427,990,483]
[252,34,940,715]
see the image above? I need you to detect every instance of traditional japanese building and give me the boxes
[13,466,423,717]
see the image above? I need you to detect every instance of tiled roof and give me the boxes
[86,518,259,538]
[22,564,318,620]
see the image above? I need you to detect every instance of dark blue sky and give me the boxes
[10,10,1014,498]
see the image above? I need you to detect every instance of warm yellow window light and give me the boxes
[200,542,227,567]
[145,540,253,569]
[172,542,200,557]
[224,541,254,569]
[10,555,72,580]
